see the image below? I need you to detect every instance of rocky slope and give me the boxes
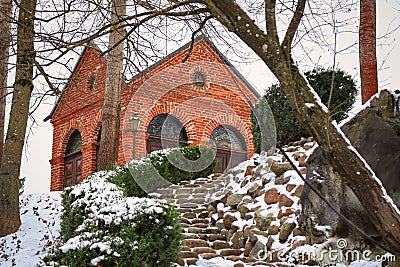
[153,138,323,266]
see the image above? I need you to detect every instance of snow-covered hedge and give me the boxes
[44,171,181,266]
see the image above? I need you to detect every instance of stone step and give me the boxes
[155,188,174,195]
[193,247,216,254]
[182,233,199,239]
[203,227,219,235]
[191,187,210,194]
[183,239,209,248]
[219,249,243,257]
[193,206,208,213]
[179,203,199,209]
[180,251,198,259]
[178,217,191,224]
[176,198,208,205]
[174,193,192,199]
[225,255,245,262]
[178,204,199,209]
[181,212,197,219]
[211,240,230,250]
[208,234,227,242]
[198,253,219,260]
[197,210,209,219]
[175,188,195,195]
[182,183,200,188]
[175,192,210,199]
[176,207,192,213]
[191,223,209,229]
[184,258,198,266]
[181,245,191,251]
[191,218,210,224]
[187,227,208,234]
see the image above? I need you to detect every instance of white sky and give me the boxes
[19,1,400,193]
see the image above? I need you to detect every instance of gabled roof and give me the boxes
[44,35,261,122]
[44,42,104,122]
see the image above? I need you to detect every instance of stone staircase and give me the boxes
[152,171,273,267]
[151,139,316,267]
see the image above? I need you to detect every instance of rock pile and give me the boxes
[153,138,319,266]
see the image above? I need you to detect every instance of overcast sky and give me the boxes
[19,1,400,193]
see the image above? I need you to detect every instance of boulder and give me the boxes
[301,89,400,238]
[223,213,237,230]
[278,194,294,207]
[264,188,279,204]
[254,211,274,231]
[227,194,244,208]
[279,222,296,242]
[270,162,293,177]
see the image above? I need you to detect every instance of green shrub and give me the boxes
[264,84,309,146]
[107,166,148,198]
[109,146,217,197]
[251,98,277,154]
[44,172,181,267]
[253,68,357,146]
[149,146,217,184]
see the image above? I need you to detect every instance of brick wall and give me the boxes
[49,38,259,191]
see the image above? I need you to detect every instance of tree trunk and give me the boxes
[0,0,36,236]
[360,0,378,104]
[97,0,126,170]
[0,0,12,166]
[205,0,400,252]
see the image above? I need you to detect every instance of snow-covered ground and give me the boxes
[0,154,388,267]
[0,192,62,267]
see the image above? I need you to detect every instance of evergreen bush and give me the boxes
[44,171,181,267]
[252,68,357,147]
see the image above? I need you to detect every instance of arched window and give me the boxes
[210,125,247,173]
[147,114,188,141]
[146,114,188,153]
[66,130,82,155]
[210,125,245,151]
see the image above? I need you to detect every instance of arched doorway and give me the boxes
[210,125,247,173]
[64,130,82,187]
[146,114,188,153]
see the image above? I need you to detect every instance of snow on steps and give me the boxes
[151,138,318,266]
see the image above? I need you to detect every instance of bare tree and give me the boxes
[200,0,400,251]
[0,0,12,166]
[360,0,378,104]
[97,0,126,169]
[0,0,36,236]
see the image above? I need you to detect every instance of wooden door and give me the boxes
[64,152,82,187]
[215,148,247,173]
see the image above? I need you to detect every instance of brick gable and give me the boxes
[48,37,259,191]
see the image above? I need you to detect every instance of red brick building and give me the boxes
[45,36,260,191]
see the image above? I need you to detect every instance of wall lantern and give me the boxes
[130,113,141,159]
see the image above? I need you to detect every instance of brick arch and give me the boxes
[144,106,192,154]
[144,104,192,136]
[58,118,96,186]
[203,116,253,157]
[59,120,86,156]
